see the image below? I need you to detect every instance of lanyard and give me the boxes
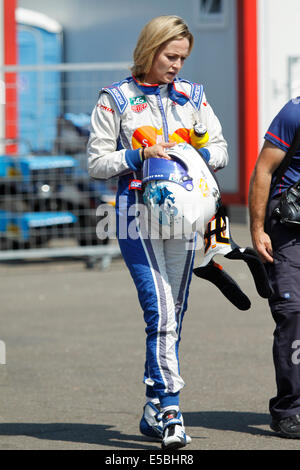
[155,89,170,143]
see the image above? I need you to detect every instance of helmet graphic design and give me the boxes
[142,143,220,238]
[193,206,274,310]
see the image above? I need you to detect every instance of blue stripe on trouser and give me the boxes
[116,184,196,401]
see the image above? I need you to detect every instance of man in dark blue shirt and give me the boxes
[249,98,300,438]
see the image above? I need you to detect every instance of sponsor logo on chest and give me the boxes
[130,95,148,113]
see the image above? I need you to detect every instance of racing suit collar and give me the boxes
[132,75,190,106]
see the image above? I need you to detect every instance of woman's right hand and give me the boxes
[143,142,176,160]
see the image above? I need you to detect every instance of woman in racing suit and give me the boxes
[87,15,228,449]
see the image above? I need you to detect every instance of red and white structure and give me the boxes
[233,0,300,207]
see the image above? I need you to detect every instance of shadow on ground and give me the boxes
[0,411,274,448]
[185,410,272,437]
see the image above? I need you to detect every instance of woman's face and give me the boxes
[144,37,190,85]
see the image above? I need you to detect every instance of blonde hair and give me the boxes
[131,16,194,79]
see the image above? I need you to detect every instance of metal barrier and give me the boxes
[0,62,131,267]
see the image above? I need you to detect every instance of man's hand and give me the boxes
[249,141,286,264]
[251,228,274,263]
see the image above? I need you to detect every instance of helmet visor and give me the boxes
[142,157,193,191]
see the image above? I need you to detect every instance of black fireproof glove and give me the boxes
[193,260,251,311]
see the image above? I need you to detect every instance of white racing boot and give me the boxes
[139,401,163,439]
[161,409,191,450]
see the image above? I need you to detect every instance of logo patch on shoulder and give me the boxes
[130,95,148,113]
[98,104,115,113]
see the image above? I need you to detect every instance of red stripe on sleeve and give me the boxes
[266,131,290,147]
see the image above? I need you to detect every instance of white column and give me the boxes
[257,0,269,148]
[258,0,300,146]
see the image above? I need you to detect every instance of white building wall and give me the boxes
[258,0,300,148]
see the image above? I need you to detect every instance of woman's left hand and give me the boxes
[143,142,176,160]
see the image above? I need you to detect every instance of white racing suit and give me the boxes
[88,75,228,407]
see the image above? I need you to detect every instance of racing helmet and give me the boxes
[142,143,220,238]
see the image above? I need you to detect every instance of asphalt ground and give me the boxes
[0,224,299,452]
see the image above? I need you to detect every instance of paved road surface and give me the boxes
[0,224,298,451]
